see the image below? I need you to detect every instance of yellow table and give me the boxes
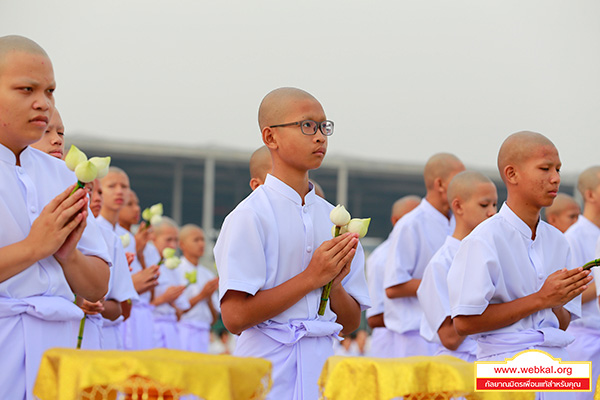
[318,356,535,400]
[34,348,272,400]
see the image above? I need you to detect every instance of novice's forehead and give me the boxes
[258,87,323,128]
[0,35,50,75]
[498,131,558,171]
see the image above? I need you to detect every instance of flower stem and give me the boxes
[318,226,341,316]
[582,258,600,271]
[69,180,85,197]
[76,315,86,349]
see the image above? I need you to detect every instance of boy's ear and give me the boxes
[434,177,444,194]
[504,165,518,185]
[584,187,600,204]
[262,127,278,150]
[451,197,462,216]
[249,178,262,191]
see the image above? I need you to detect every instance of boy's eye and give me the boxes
[480,203,489,208]
[57,131,64,136]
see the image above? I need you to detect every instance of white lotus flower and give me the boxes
[120,233,131,248]
[165,256,181,270]
[330,205,351,227]
[64,145,87,171]
[74,161,98,183]
[89,156,111,179]
[150,214,163,226]
[150,203,163,216]
[346,218,371,238]
[162,247,176,259]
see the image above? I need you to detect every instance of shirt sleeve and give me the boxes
[448,237,497,317]
[214,207,268,301]
[106,233,139,302]
[77,212,111,265]
[384,222,420,288]
[418,255,452,339]
[341,242,371,311]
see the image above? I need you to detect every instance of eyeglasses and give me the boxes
[269,120,334,136]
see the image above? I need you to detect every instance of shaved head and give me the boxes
[153,216,179,236]
[0,35,48,73]
[249,145,272,180]
[577,166,600,198]
[258,87,319,130]
[447,171,494,203]
[497,131,557,183]
[423,153,464,190]
[391,195,421,225]
[179,223,203,243]
[545,193,580,218]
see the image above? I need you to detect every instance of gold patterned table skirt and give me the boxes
[33,348,272,400]
[318,355,536,400]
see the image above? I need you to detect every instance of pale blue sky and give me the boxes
[2,0,599,177]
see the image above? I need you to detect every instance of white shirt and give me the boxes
[150,242,190,316]
[96,223,138,303]
[178,257,219,324]
[418,236,477,355]
[564,216,600,329]
[383,199,454,334]
[214,174,370,324]
[0,145,110,301]
[366,238,390,318]
[97,217,149,304]
[448,203,581,338]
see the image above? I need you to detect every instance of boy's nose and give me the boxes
[32,95,52,111]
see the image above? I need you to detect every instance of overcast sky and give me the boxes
[2,1,599,178]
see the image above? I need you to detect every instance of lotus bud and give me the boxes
[120,233,131,248]
[89,156,111,179]
[162,247,176,259]
[150,203,164,216]
[346,218,371,238]
[165,256,181,270]
[65,145,87,171]
[330,205,351,227]
[185,270,198,285]
[339,225,349,235]
[74,161,98,183]
[150,214,163,226]
[142,208,152,221]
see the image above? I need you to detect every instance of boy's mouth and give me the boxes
[30,115,49,126]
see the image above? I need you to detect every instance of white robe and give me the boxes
[215,175,370,399]
[0,145,110,400]
[383,199,454,357]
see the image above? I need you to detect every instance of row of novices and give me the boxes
[368,149,600,400]
[0,35,220,400]
[1,33,599,400]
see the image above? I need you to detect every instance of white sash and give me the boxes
[235,320,342,400]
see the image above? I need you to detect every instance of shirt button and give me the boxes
[17,168,24,175]
[306,246,312,253]
[30,206,37,213]
[538,274,544,280]
[303,208,308,213]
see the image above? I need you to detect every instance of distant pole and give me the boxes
[171,160,183,224]
[203,157,215,238]
[336,164,348,207]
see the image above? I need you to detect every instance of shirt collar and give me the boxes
[499,202,537,240]
[576,215,600,233]
[96,214,116,231]
[0,143,20,165]
[264,174,316,206]
[420,198,452,225]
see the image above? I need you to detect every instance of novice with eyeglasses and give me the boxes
[214,87,370,400]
